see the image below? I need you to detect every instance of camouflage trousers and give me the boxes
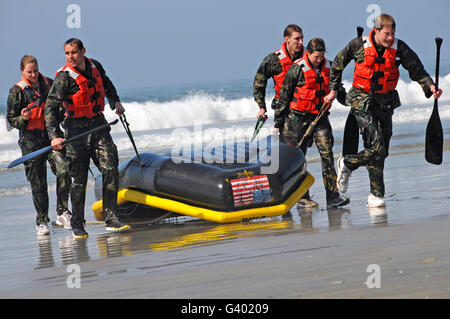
[65,121,119,229]
[342,106,393,197]
[19,130,71,225]
[282,110,340,201]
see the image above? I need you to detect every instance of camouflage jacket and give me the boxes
[45,58,120,141]
[253,47,302,111]
[274,58,332,128]
[6,74,65,140]
[330,34,435,112]
[273,62,306,128]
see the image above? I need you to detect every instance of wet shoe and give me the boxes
[72,226,89,239]
[367,193,385,208]
[297,198,319,208]
[327,196,350,208]
[106,219,131,233]
[36,223,50,236]
[337,156,352,193]
[56,210,72,230]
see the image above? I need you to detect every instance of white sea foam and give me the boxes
[1,74,449,165]
[0,118,20,145]
[104,93,257,132]
[0,179,96,198]
[104,74,450,133]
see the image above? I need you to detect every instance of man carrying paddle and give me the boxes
[253,24,304,135]
[45,38,130,238]
[325,14,443,208]
[276,38,349,209]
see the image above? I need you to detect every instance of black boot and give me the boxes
[104,208,131,233]
[72,224,88,239]
[326,191,350,208]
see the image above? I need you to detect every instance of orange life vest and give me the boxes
[57,58,106,118]
[273,42,294,98]
[289,53,331,114]
[352,29,400,94]
[15,74,49,131]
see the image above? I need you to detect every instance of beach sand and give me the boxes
[0,148,449,299]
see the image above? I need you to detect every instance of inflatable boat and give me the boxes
[92,137,314,223]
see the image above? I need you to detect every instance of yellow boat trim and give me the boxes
[92,173,314,223]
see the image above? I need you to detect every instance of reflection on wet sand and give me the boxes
[367,207,388,225]
[34,205,390,266]
[35,235,54,269]
[326,208,352,230]
[97,233,133,257]
[298,207,353,231]
[93,218,294,259]
[149,219,292,251]
[93,207,357,257]
[36,234,92,269]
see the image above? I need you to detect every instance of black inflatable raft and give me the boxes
[92,137,314,223]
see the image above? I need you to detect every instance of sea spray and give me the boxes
[0,75,449,165]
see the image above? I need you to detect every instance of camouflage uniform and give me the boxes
[330,34,435,197]
[7,75,71,225]
[45,58,121,229]
[277,61,341,202]
[253,47,302,113]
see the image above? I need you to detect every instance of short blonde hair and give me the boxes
[373,13,396,30]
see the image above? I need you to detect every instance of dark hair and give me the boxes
[283,24,303,38]
[306,38,326,53]
[64,38,84,50]
[20,55,38,71]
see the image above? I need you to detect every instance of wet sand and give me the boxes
[0,149,449,299]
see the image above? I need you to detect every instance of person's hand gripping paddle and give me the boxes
[250,115,267,143]
[297,102,332,148]
[8,119,119,169]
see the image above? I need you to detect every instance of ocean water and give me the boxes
[0,67,450,283]
[0,70,449,209]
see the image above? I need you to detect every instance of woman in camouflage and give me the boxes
[276,39,349,209]
[7,55,71,235]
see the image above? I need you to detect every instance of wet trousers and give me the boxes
[343,106,393,197]
[283,110,340,201]
[19,130,71,225]
[65,126,119,229]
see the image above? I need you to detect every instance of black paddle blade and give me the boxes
[425,100,443,165]
[357,26,364,38]
[8,145,53,169]
[7,119,120,169]
[342,25,364,156]
[250,116,266,142]
[342,112,359,156]
[425,37,443,165]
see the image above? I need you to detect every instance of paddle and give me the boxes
[297,103,332,148]
[250,115,267,143]
[342,26,364,156]
[8,119,119,169]
[425,37,444,165]
[119,113,141,162]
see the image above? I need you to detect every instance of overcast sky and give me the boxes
[1,0,449,101]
